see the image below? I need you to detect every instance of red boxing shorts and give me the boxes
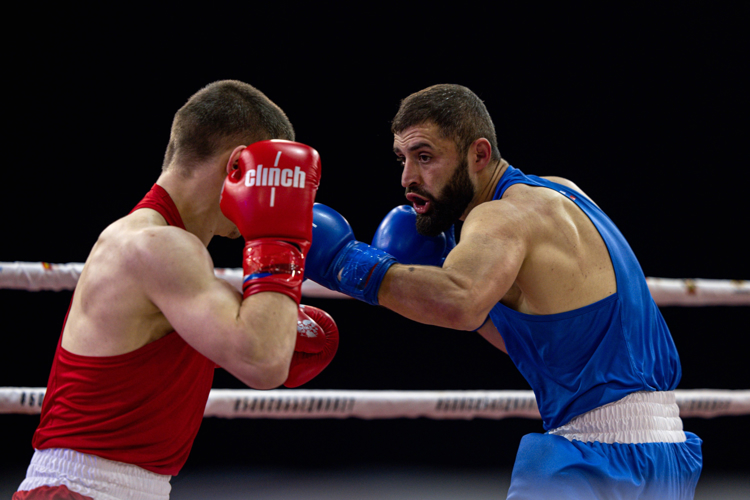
[13,484,94,499]
[16,448,171,500]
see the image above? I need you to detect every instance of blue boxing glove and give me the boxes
[372,205,456,266]
[305,203,397,305]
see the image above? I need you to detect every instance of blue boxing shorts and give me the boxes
[506,392,702,499]
[507,431,702,499]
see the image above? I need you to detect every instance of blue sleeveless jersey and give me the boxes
[488,166,681,430]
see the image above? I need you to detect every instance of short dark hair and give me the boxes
[162,80,295,172]
[391,84,501,161]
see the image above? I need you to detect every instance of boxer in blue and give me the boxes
[304,84,702,498]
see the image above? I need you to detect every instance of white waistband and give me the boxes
[18,448,171,500]
[548,391,686,444]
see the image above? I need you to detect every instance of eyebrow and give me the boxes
[393,141,434,154]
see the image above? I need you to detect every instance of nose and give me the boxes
[401,158,421,188]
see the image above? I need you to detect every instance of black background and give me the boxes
[2,3,748,481]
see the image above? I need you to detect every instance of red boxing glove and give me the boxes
[221,140,321,303]
[284,305,339,388]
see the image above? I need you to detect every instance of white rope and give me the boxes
[645,277,750,306]
[2,262,749,305]
[2,264,748,421]
[0,261,346,299]
[2,388,748,420]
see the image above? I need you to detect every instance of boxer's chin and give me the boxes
[415,210,454,237]
[415,158,474,237]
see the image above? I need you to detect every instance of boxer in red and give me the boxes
[15,81,338,500]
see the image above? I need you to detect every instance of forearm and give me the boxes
[378,264,486,330]
[226,292,299,389]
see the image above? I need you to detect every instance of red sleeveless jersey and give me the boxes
[32,184,216,475]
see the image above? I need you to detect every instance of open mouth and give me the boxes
[406,192,432,214]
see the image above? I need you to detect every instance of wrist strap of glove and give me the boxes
[332,241,397,305]
[242,239,305,303]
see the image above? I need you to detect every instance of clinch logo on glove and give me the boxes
[297,318,320,338]
[244,151,307,189]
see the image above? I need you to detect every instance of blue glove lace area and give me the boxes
[332,241,397,305]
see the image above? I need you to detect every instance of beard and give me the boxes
[413,157,475,237]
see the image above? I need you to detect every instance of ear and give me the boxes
[469,138,493,173]
[225,145,247,175]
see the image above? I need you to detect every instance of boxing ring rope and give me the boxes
[2,261,750,305]
[2,261,749,419]
[1,387,749,420]
[0,261,348,299]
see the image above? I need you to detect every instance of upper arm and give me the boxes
[444,201,529,316]
[133,228,296,387]
[135,227,241,359]
[379,201,529,330]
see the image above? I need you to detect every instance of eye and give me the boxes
[418,154,431,163]
[395,155,405,166]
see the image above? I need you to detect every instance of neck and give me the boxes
[461,159,509,220]
[155,166,225,246]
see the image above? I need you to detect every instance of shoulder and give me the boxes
[540,175,581,191]
[470,185,550,226]
[463,184,571,245]
[102,210,211,282]
[462,198,538,247]
[540,176,599,206]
